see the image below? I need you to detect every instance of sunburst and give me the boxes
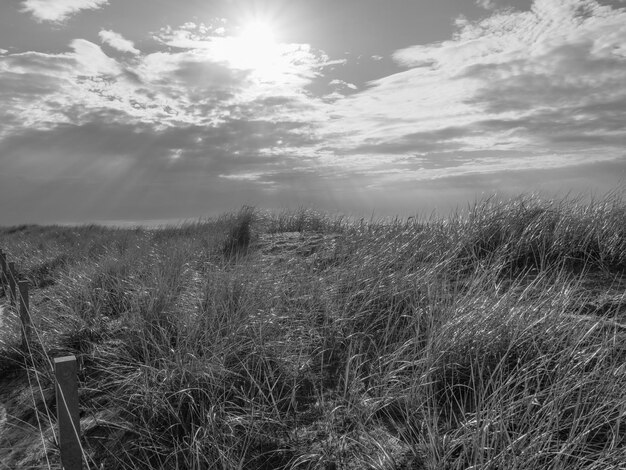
[213,18,282,79]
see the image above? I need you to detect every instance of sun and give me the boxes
[216,18,281,76]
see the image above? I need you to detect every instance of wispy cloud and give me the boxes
[21,0,109,23]
[475,0,499,10]
[99,30,140,55]
[316,0,626,180]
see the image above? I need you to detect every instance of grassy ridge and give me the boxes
[0,193,625,469]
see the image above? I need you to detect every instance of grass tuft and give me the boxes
[222,206,256,259]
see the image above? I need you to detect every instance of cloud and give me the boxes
[329,79,358,90]
[99,30,140,55]
[475,0,535,10]
[3,2,625,224]
[152,23,328,94]
[21,0,109,23]
[70,39,121,75]
[315,0,626,180]
[476,0,499,9]
[0,20,332,212]
[0,19,329,130]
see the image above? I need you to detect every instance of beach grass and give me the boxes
[0,191,625,469]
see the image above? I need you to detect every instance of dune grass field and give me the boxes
[1,192,626,469]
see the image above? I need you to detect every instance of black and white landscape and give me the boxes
[1,1,626,469]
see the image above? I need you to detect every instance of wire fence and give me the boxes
[0,247,87,470]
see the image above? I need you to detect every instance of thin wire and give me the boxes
[7,265,55,370]
[16,294,59,450]
[5,260,59,445]
[23,354,53,470]
[4,250,91,467]
[0,266,7,297]
[1,260,52,469]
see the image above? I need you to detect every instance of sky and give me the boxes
[0,0,625,225]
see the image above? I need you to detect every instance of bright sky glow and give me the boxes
[239,20,276,47]
[0,0,625,225]
[209,20,284,80]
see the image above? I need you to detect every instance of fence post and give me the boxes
[0,250,5,281]
[0,251,4,355]
[0,251,6,298]
[8,261,16,306]
[54,356,82,470]
[18,280,31,350]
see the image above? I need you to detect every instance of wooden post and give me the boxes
[0,251,6,296]
[54,356,82,470]
[8,261,16,306]
[0,250,5,282]
[0,250,7,297]
[18,280,31,350]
